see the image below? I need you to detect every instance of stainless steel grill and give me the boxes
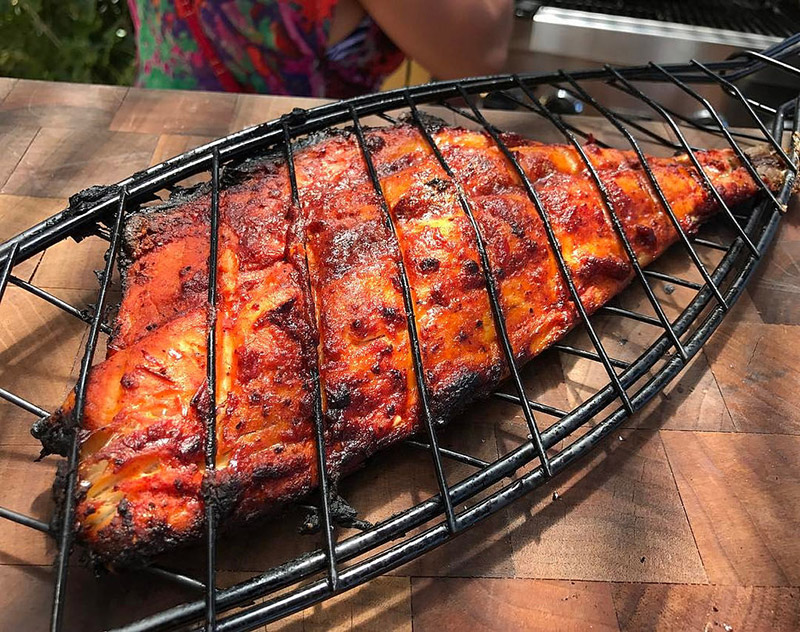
[516,0,800,36]
[508,1,800,125]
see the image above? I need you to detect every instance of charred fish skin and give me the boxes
[34,122,779,566]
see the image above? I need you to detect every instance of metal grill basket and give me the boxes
[1,35,799,632]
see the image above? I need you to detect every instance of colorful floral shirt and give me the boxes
[127,0,405,98]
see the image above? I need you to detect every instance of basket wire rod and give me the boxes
[512,58,745,84]
[501,88,682,150]
[93,226,112,241]
[377,112,399,125]
[437,101,502,133]
[203,148,222,631]
[726,31,800,70]
[50,188,127,632]
[599,305,662,327]
[596,93,773,144]
[525,110,612,147]
[145,566,206,593]
[455,84,635,413]
[606,67,761,256]
[668,122,774,144]
[739,50,800,79]
[402,92,554,477]
[551,343,629,369]
[404,440,490,469]
[513,76,689,362]
[558,71,729,310]
[643,269,703,290]
[541,85,688,150]
[0,242,17,305]
[489,91,615,147]
[443,98,615,150]
[9,276,112,335]
[603,78,764,149]
[0,386,48,417]
[490,391,567,418]
[282,119,341,585]
[0,506,51,533]
[693,237,729,251]
[691,60,797,169]
[733,99,779,116]
[347,105,460,531]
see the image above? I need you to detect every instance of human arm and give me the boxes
[358,0,514,78]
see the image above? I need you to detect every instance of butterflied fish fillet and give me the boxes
[34,120,784,566]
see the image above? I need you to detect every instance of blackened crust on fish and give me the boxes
[91,511,205,569]
[65,184,126,243]
[203,471,244,524]
[50,460,69,535]
[746,143,791,198]
[68,184,123,214]
[32,408,72,458]
[429,367,501,425]
[39,120,783,567]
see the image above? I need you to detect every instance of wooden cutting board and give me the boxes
[1,77,799,631]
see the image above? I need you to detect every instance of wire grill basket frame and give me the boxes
[1,35,800,632]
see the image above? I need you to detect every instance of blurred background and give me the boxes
[0,0,136,85]
[1,0,798,118]
[0,0,432,92]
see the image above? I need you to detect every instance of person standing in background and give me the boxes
[127,0,514,98]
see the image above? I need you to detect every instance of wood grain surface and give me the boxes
[0,78,799,631]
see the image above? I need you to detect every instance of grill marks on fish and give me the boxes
[38,122,773,565]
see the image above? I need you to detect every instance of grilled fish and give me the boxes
[35,119,783,566]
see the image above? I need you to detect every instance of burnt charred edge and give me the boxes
[66,183,160,238]
[68,184,123,225]
[31,409,72,458]
[68,184,120,213]
[90,487,316,569]
[49,184,122,244]
[429,366,502,425]
[165,179,209,200]
[49,460,69,536]
[202,471,245,524]
[128,184,212,223]
[89,513,207,570]
[329,492,373,530]
[745,144,793,195]
[298,491,373,534]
